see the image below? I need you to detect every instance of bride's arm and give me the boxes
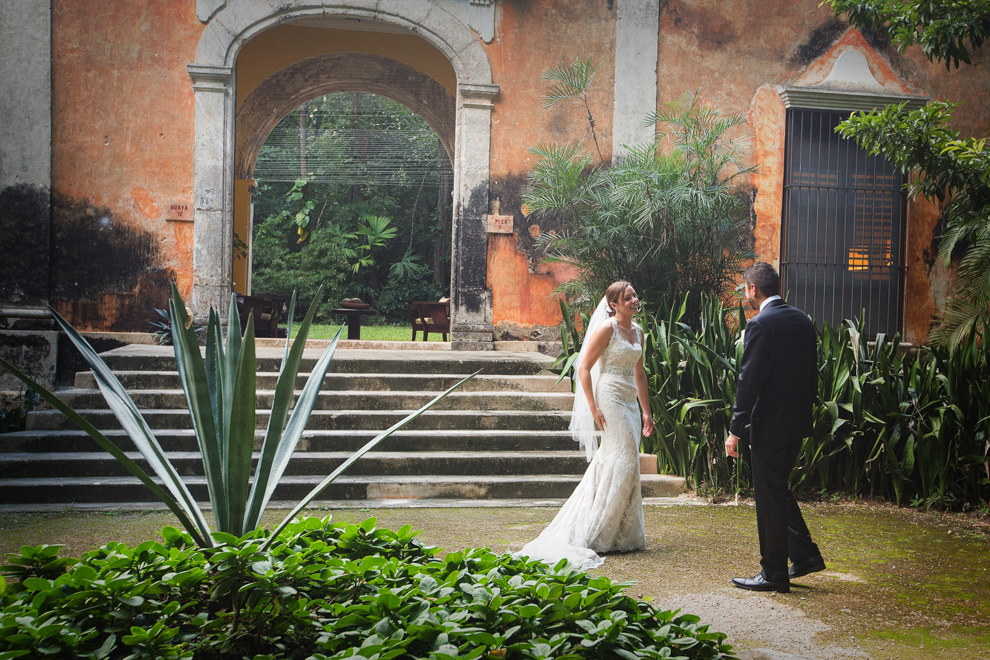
[577,322,613,430]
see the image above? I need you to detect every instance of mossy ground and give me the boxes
[2,501,988,659]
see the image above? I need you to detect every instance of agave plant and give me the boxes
[0,284,475,549]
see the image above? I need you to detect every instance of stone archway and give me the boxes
[187,0,498,348]
[234,54,455,180]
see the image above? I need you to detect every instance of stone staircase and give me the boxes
[0,344,685,508]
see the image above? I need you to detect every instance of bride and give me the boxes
[518,281,654,570]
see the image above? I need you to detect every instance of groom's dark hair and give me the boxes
[744,263,779,297]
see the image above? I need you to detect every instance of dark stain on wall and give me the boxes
[0,184,51,307]
[789,17,847,68]
[662,1,737,51]
[860,27,895,59]
[489,173,557,269]
[49,193,174,330]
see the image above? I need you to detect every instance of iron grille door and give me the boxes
[781,109,907,336]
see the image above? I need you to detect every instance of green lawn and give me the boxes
[290,323,446,342]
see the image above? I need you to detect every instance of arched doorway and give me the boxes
[187,1,498,348]
[244,90,454,327]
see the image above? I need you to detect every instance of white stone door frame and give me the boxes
[187,0,498,344]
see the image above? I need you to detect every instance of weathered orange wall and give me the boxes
[51,0,201,330]
[485,0,616,339]
[655,0,989,345]
[44,0,990,343]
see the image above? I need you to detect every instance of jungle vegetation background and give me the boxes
[250,92,452,323]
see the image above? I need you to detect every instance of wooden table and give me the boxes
[330,308,377,340]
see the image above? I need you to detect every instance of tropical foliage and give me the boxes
[0,286,474,548]
[251,93,452,323]
[823,0,990,69]
[639,296,990,508]
[524,57,753,327]
[824,0,990,349]
[552,294,990,508]
[0,517,734,660]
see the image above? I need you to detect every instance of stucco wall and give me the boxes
[49,0,203,330]
[0,0,52,308]
[485,0,616,339]
[34,0,990,344]
[652,0,989,345]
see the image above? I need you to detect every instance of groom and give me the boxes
[724,263,825,593]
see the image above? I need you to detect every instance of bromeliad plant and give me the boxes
[0,284,475,549]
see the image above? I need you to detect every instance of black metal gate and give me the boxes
[781,109,907,337]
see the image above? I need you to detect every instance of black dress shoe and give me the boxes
[789,556,826,580]
[731,574,790,593]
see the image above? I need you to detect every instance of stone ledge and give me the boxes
[451,341,494,351]
[254,338,451,351]
[453,332,493,342]
[640,474,687,497]
[494,341,562,357]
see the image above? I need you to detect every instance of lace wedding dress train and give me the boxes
[518,317,647,570]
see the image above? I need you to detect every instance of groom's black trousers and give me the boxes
[749,438,820,584]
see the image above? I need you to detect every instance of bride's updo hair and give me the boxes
[604,280,633,317]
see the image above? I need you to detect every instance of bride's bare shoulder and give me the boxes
[585,318,615,348]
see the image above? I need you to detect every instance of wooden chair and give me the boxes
[408,300,451,341]
[234,293,287,338]
[407,303,428,341]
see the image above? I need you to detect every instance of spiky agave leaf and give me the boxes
[261,370,481,551]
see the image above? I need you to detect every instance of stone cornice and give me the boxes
[780,86,928,113]
[459,83,499,109]
[187,64,233,91]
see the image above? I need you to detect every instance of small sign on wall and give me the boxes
[487,214,513,234]
[167,201,193,222]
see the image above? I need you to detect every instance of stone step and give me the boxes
[0,474,685,504]
[73,371,572,393]
[0,451,592,478]
[97,347,556,376]
[26,409,572,432]
[0,429,580,453]
[53,389,574,413]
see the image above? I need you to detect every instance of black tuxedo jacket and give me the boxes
[729,298,817,444]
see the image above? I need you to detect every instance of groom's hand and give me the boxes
[725,433,740,458]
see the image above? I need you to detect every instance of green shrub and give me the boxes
[251,217,352,324]
[0,517,734,660]
[376,273,445,324]
[552,292,990,508]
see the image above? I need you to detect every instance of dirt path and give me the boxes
[2,500,988,659]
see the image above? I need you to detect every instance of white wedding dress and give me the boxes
[518,317,647,570]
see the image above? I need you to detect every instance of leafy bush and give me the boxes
[552,293,990,508]
[251,214,352,324]
[524,64,754,327]
[0,517,734,660]
[640,297,990,508]
[376,272,446,324]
